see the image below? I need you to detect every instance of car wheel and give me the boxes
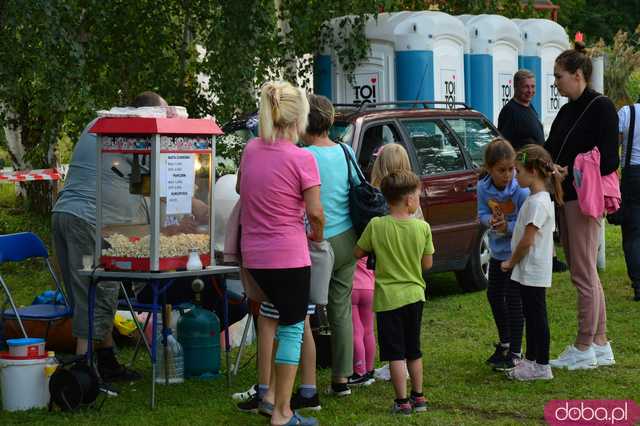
[455,227,490,292]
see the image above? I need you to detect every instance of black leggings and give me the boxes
[487,258,524,353]
[520,285,550,365]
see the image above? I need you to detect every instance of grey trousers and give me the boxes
[326,228,357,379]
[52,212,119,341]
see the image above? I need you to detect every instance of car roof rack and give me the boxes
[333,100,471,113]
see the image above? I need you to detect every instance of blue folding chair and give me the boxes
[0,232,72,340]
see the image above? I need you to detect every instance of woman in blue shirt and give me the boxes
[303,94,359,396]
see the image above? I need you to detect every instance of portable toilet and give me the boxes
[314,14,397,104]
[456,14,475,103]
[391,11,468,106]
[314,11,468,108]
[461,15,522,124]
[514,19,570,135]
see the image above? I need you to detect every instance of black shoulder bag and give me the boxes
[339,143,388,236]
[607,104,634,225]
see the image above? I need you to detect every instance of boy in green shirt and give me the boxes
[354,170,434,416]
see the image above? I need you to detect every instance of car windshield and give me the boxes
[329,122,354,145]
[445,118,498,167]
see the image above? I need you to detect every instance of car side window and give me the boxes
[358,123,403,174]
[445,118,498,168]
[401,119,466,176]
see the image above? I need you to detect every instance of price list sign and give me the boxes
[160,153,195,215]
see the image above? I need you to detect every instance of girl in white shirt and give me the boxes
[500,144,564,381]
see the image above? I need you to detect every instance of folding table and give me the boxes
[81,265,239,409]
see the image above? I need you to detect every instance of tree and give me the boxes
[79,0,216,121]
[555,0,640,45]
[199,0,387,121]
[599,27,640,107]
[0,1,213,212]
[0,1,86,213]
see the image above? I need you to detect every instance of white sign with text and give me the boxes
[161,153,195,215]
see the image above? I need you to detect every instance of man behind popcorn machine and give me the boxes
[52,91,168,386]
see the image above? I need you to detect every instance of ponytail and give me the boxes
[258,81,309,143]
[516,144,564,206]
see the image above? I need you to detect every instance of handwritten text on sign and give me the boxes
[161,154,195,215]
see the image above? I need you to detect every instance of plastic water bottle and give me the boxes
[44,351,59,403]
[155,308,184,384]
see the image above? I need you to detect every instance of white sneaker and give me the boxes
[374,364,391,381]
[232,384,257,401]
[550,345,597,370]
[506,360,531,379]
[374,363,409,381]
[592,342,615,366]
[507,361,553,381]
[533,363,554,380]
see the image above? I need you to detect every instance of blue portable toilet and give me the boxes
[513,19,570,135]
[314,14,398,104]
[456,14,475,104]
[314,11,468,108]
[389,11,468,106]
[459,15,522,124]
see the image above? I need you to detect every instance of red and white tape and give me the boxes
[0,168,63,183]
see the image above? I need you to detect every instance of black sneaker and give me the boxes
[328,382,351,396]
[366,370,375,381]
[493,352,520,372]
[347,372,374,386]
[290,389,322,411]
[552,257,568,273]
[237,393,261,413]
[486,343,509,366]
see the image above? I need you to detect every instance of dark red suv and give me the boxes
[222,101,499,291]
[331,101,498,291]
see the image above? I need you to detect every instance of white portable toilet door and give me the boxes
[493,41,519,124]
[335,41,395,105]
[433,37,466,108]
[541,45,568,135]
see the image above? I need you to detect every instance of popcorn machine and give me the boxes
[90,117,223,271]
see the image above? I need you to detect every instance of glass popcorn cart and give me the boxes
[90,117,222,271]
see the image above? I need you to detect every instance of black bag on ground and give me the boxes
[339,143,388,236]
[607,103,635,225]
[310,305,332,369]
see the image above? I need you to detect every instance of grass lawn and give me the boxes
[1,184,639,425]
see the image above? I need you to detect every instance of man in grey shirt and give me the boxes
[52,91,167,383]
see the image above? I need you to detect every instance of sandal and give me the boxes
[279,411,318,426]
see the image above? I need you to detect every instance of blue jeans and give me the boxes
[621,166,640,286]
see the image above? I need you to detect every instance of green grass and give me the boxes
[1,184,639,425]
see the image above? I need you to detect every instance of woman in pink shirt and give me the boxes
[239,81,324,426]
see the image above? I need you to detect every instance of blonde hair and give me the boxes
[370,143,412,188]
[258,81,309,143]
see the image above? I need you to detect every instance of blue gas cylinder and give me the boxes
[177,303,220,378]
